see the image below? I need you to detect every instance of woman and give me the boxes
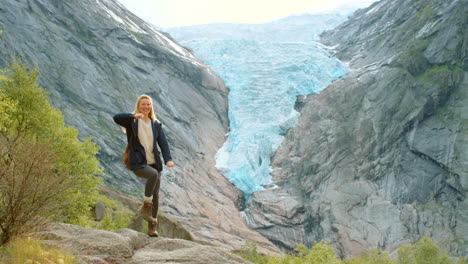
[113,94,174,237]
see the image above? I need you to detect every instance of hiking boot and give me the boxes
[148,219,159,237]
[140,201,156,223]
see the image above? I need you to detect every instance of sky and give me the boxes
[116,0,378,28]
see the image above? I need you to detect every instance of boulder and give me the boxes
[38,222,249,264]
[95,202,106,221]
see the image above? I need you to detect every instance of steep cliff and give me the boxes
[243,0,468,257]
[0,0,277,252]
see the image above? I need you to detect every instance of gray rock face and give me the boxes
[39,223,249,264]
[0,0,277,253]
[243,0,468,257]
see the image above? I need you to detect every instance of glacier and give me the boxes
[168,14,348,201]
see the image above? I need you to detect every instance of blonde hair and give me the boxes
[133,94,158,122]
[121,94,158,133]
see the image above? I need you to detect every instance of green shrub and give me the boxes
[96,210,132,231]
[235,237,465,264]
[298,242,343,264]
[96,194,121,209]
[398,39,429,75]
[345,249,393,264]
[397,237,457,264]
[236,240,273,264]
[235,241,343,264]
[92,194,133,231]
[0,61,102,244]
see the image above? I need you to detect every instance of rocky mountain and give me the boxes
[0,0,277,253]
[243,0,468,257]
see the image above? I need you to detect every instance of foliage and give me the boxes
[0,61,102,244]
[344,249,393,264]
[417,65,452,83]
[235,237,466,264]
[96,210,132,231]
[236,241,343,264]
[297,242,343,264]
[95,193,121,210]
[435,107,455,125]
[0,237,76,264]
[236,241,272,264]
[398,39,429,76]
[91,194,133,231]
[397,237,459,264]
[0,138,67,244]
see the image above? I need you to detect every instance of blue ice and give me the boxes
[171,21,348,201]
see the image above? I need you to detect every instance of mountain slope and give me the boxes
[243,0,468,257]
[168,13,347,43]
[0,0,277,252]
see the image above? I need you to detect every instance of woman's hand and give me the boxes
[134,113,144,119]
[166,161,175,167]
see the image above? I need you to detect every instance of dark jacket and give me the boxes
[113,113,172,171]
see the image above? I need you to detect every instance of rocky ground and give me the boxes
[37,223,250,264]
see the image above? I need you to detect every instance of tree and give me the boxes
[397,237,455,264]
[304,242,343,264]
[344,249,393,264]
[0,61,102,245]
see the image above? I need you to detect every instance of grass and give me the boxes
[0,237,76,264]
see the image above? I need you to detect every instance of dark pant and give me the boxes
[133,165,160,219]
